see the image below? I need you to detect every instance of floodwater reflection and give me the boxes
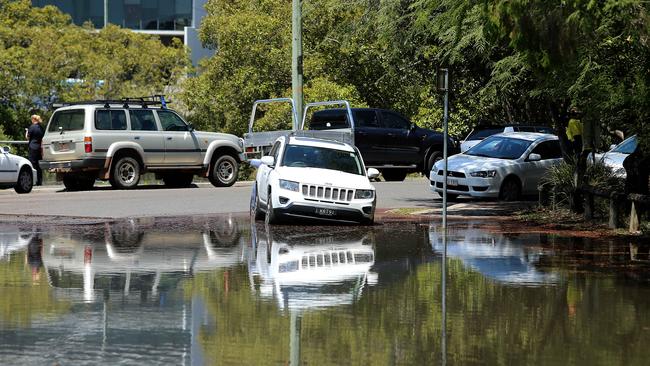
[0,217,649,365]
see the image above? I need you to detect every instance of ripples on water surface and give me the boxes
[1,216,649,365]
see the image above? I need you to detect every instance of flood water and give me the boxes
[1,216,649,365]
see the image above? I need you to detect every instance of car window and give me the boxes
[530,140,562,160]
[380,111,411,129]
[281,144,363,175]
[612,136,637,154]
[466,128,503,140]
[48,109,85,132]
[310,110,349,130]
[466,136,533,160]
[354,110,379,128]
[129,110,158,131]
[157,110,189,131]
[269,141,281,161]
[95,109,127,130]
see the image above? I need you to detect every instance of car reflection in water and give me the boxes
[0,224,35,261]
[43,216,246,302]
[429,223,561,285]
[248,222,378,312]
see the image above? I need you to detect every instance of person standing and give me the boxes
[25,114,44,186]
[565,108,583,158]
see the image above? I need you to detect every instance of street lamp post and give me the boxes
[292,0,304,130]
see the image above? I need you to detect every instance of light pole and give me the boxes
[292,0,304,130]
[436,68,449,366]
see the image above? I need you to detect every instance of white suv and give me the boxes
[40,98,244,190]
[250,135,379,225]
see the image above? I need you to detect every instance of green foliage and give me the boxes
[0,0,189,140]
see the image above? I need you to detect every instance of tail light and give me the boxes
[84,136,92,153]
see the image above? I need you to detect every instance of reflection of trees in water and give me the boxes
[0,254,70,328]
[187,253,650,365]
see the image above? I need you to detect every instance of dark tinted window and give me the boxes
[380,111,411,129]
[354,110,379,128]
[281,144,363,175]
[531,140,562,160]
[466,136,533,160]
[612,136,637,154]
[466,128,504,140]
[48,109,85,132]
[157,110,189,131]
[310,110,349,130]
[95,109,127,130]
[129,110,158,131]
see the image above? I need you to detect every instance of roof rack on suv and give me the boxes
[51,95,169,109]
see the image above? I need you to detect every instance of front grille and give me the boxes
[437,170,466,178]
[300,250,373,269]
[302,184,353,202]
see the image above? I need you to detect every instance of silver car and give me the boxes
[40,98,245,190]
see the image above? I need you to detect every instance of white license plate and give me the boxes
[316,208,336,216]
[447,178,459,186]
[58,143,70,151]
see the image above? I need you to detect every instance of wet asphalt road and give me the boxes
[0,178,441,219]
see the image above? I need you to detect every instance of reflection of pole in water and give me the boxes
[441,228,447,366]
[290,312,301,366]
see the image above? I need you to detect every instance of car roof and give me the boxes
[493,132,558,142]
[286,136,356,152]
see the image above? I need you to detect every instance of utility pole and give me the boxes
[292,0,304,130]
[437,68,449,366]
[104,0,108,28]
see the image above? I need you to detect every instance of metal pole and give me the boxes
[104,0,108,28]
[441,231,447,366]
[291,0,304,130]
[442,69,449,230]
[290,312,301,366]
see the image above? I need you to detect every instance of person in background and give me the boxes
[25,114,44,186]
[565,108,583,158]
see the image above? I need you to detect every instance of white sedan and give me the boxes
[251,136,379,225]
[0,146,36,194]
[591,135,636,178]
[430,132,562,200]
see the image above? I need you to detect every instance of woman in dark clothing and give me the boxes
[25,114,44,186]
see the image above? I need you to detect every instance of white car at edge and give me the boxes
[250,135,379,225]
[0,146,36,194]
[430,132,562,200]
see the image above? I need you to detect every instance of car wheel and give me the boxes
[250,183,265,220]
[14,167,33,194]
[162,173,194,188]
[499,177,521,201]
[109,156,141,189]
[209,155,238,187]
[426,151,443,175]
[382,169,407,182]
[265,190,281,225]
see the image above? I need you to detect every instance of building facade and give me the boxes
[32,0,213,66]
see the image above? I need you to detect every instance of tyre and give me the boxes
[382,169,407,182]
[499,177,521,201]
[250,183,265,220]
[426,151,443,175]
[109,156,141,189]
[14,167,33,194]
[265,190,281,225]
[162,173,194,188]
[209,155,239,187]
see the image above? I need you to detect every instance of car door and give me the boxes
[522,140,563,193]
[258,140,282,204]
[352,110,383,165]
[156,110,202,166]
[128,109,165,166]
[378,111,420,164]
[0,149,17,183]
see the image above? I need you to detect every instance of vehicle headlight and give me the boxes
[279,179,299,191]
[469,170,497,178]
[355,189,375,199]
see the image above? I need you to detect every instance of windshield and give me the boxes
[281,144,364,175]
[465,136,533,160]
[466,128,503,141]
[612,136,637,154]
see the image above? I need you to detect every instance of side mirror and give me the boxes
[410,123,417,131]
[528,153,541,162]
[609,144,616,150]
[367,168,380,179]
[188,123,195,131]
[261,155,275,166]
[1,146,10,154]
